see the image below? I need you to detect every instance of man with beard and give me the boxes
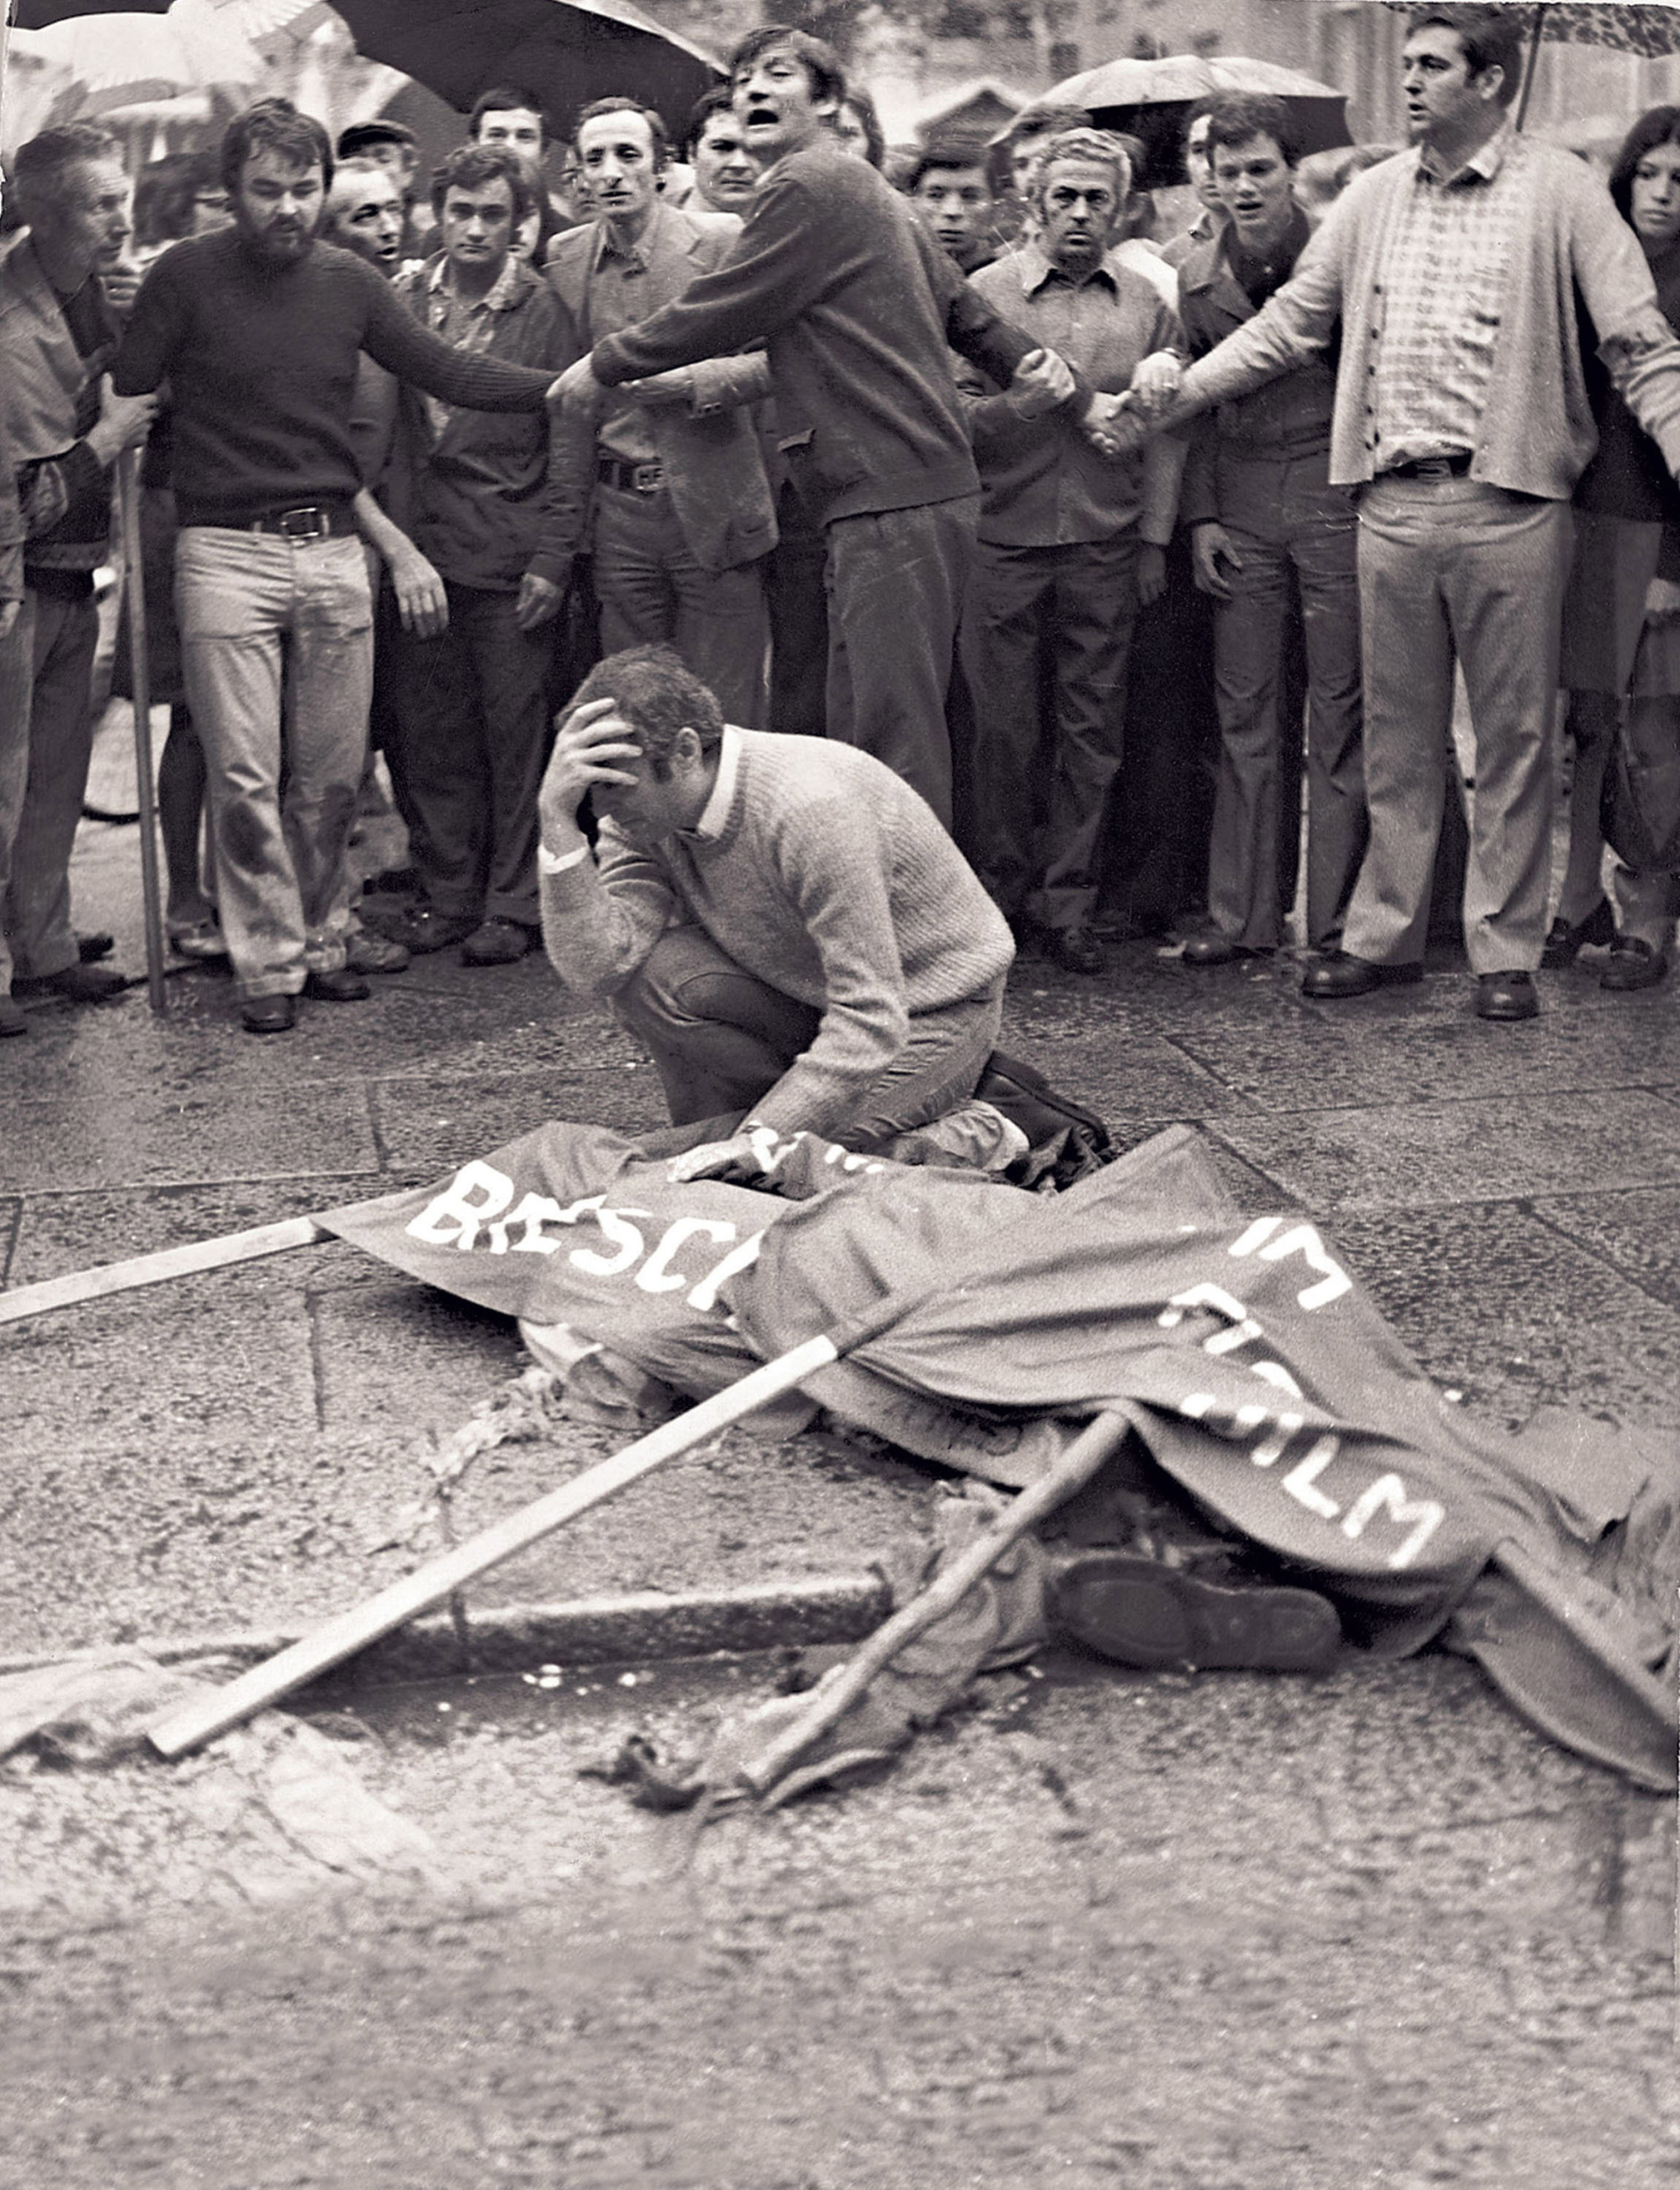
[114,98,566,1033]
[552,26,1092,828]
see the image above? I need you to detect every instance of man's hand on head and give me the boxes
[538,695,642,840]
[550,356,606,417]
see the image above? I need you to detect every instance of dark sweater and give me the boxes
[589,139,1053,527]
[1576,236,1680,581]
[113,228,555,529]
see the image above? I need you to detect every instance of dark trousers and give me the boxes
[1205,456,1366,950]
[616,924,1004,1145]
[765,481,828,737]
[965,532,1141,936]
[386,581,553,929]
[825,494,980,829]
[593,482,766,728]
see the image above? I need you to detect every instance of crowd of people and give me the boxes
[4,6,1680,1103]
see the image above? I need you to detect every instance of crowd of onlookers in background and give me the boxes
[4,3,1680,1045]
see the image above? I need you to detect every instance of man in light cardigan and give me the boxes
[536,643,1013,1169]
[1127,5,1680,1023]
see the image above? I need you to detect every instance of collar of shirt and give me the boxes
[1017,240,1121,299]
[684,723,743,843]
[424,252,522,313]
[1224,203,1312,302]
[1418,117,1514,189]
[591,202,667,278]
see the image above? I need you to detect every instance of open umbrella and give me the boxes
[7,0,269,117]
[1028,52,1353,191]
[15,0,725,135]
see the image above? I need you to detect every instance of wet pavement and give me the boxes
[0,814,1675,2186]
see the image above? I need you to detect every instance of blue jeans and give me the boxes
[175,528,372,999]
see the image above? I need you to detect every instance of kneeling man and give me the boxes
[538,645,1013,1156]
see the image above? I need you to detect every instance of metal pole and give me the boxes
[116,447,167,1014]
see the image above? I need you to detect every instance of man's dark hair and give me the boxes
[904,133,992,197]
[684,85,736,161]
[1203,92,1302,169]
[1407,6,1527,108]
[573,95,671,170]
[336,119,415,162]
[839,88,885,169]
[429,142,536,225]
[570,645,725,777]
[221,98,333,198]
[468,85,551,146]
[728,25,847,111]
[1609,104,1680,224]
[13,121,119,210]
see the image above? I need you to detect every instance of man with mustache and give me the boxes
[113,98,568,1033]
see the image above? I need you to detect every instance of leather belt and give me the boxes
[240,504,356,540]
[1381,452,1472,480]
[596,456,665,494]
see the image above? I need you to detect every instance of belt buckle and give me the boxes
[275,506,328,540]
[630,462,663,494]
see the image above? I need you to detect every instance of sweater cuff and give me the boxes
[592,334,634,388]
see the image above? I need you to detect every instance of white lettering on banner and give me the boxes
[1227,1216,1352,1312]
[636,1217,739,1295]
[1341,1474,1445,1570]
[568,1206,653,1277]
[406,1161,515,1251]
[1249,1412,1304,1467]
[1281,1435,1343,1519]
[493,1192,606,1256]
[685,1230,764,1311]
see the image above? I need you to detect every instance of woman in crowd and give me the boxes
[1553,106,1680,990]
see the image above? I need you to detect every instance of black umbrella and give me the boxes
[12,1,725,135]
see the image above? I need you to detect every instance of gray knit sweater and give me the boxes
[541,731,1014,1135]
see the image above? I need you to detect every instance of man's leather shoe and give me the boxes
[1600,936,1670,991]
[1540,897,1615,968]
[12,962,129,1003]
[303,968,370,1003]
[382,907,477,954]
[1048,1551,1341,1674]
[0,997,27,1037]
[1475,969,1539,1021]
[1300,950,1422,999]
[240,994,297,1035]
[76,931,115,964]
[1183,932,1269,966]
[460,917,537,966]
[1050,926,1104,975]
[345,928,410,974]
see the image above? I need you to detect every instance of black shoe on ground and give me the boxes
[1474,969,1538,1021]
[1182,932,1270,967]
[1540,897,1614,968]
[240,994,297,1035]
[12,962,129,1003]
[303,968,370,1003]
[0,997,27,1037]
[460,917,537,966]
[1300,950,1423,1000]
[1050,926,1104,975]
[1048,1551,1341,1674]
[76,931,115,964]
[1600,936,1670,991]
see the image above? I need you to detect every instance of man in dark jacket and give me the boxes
[553,25,1090,829]
[1176,92,1365,965]
[378,143,574,967]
